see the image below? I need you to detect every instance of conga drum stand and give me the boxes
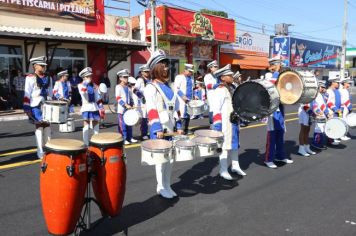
[74,155,105,235]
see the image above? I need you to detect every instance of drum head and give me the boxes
[277,71,303,104]
[325,118,347,139]
[346,113,356,127]
[45,100,68,106]
[192,137,217,145]
[90,132,123,146]
[232,81,272,121]
[123,110,139,126]
[141,139,172,151]
[194,129,223,138]
[176,140,196,148]
[45,139,86,154]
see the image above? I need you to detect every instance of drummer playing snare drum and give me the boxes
[53,70,74,113]
[23,56,53,159]
[211,64,246,180]
[144,50,184,199]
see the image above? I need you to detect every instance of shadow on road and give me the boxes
[0,131,34,139]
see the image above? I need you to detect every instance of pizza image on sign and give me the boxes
[115,17,130,37]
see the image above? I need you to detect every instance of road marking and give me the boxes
[0,159,41,170]
[0,149,37,157]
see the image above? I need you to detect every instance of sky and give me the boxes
[121,0,356,48]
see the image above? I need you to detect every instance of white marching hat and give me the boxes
[30,56,47,66]
[268,55,282,65]
[318,80,326,88]
[117,69,129,77]
[79,67,93,78]
[233,71,242,79]
[146,50,168,70]
[328,74,340,82]
[57,70,69,78]
[340,77,353,84]
[213,64,233,78]
[184,64,194,72]
[99,83,108,93]
[207,60,218,68]
[128,76,137,84]
[139,65,150,72]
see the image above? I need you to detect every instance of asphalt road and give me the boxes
[1,106,356,236]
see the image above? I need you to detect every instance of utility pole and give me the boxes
[150,0,158,52]
[341,0,348,79]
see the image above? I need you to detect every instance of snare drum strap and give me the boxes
[150,83,177,111]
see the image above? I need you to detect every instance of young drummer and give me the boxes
[339,77,353,141]
[144,50,183,199]
[174,64,194,134]
[212,64,246,180]
[204,60,219,125]
[115,69,137,145]
[297,102,316,157]
[53,70,74,113]
[23,56,53,159]
[326,75,342,145]
[78,67,101,146]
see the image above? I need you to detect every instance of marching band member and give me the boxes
[297,102,316,156]
[144,50,183,199]
[311,80,333,150]
[204,60,219,125]
[326,75,342,145]
[78,67,101,146]
[339,77,353,141]
[264,56,294,168]
[23,56,53,159]
[135,65,151,140]
[192,80,206,119]
[212,64,246,180]
[115,70,138,145]
[53,70,73,113]
[174,64,194,134]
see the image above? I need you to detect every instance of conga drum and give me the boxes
[40,139,87,235]
[276,70,318,105]
[89,132,126,217]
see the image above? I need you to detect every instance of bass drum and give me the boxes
[232,79,280,122]
[277,70,318,105]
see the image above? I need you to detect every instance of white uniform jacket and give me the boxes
[174,74,194,118]
[23,74,53,110]
[78,82,100,112]
[53,81,71,100]
[115,84,133,114]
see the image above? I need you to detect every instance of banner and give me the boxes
[289,37,341,69]
[272,37,290,67]
[221,31,270,57]
[0,0,96,21]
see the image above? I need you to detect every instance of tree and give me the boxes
[200,9,228,18]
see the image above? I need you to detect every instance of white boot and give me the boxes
[35,127,44,159]
[93,123,99,135]
[231,150,246,176]
[164,161,177,197]
[155,164,173,198]
[340,136,351,141]
[304,144,316,155]
[219,151,233,180]
[43,126,51,146]
[83,124,90,146]
[298,145,310,157]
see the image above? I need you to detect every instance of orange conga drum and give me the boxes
[89,132,126,217]
[40,139,87,235]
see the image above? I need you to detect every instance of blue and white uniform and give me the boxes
[340,85,352,118]
[78,82,100,121]
[174,73,194,118]
[53,80,74,113]
[312,92,331,148]
[326,87,342,116]
[204,72,218,124]
[115,84,134,142]
[135,76,149,138]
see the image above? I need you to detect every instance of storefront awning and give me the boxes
[220,53,269,70]
[0,25,148,48]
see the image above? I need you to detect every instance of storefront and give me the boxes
[0,0,147,107]
[131,5,235,80]
[272,36,341,77]
[220,31,270,79]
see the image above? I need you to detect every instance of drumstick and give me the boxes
[163,132,179,137]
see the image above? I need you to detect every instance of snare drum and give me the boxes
[346,113,356,128]
[194,129,224,148]
[90,132,126,217]
[187,100,205,116]
[42,100,68,124]
[175,140,196,162]
[123,109,141,126]
[232,79,280,122]
[192,136,218,158]
[59,118,75,133]
[172,135,189,146]
[277,70,318,105]
[325,117,349,139]
[141,139,173,165]
[40,139,87,235]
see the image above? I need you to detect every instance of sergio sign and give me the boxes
[0,0,96,21]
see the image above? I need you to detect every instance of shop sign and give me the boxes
[272,37,291,67]
[289,37,341,69]
[221,31,269,57]
[115,17,130,37]
[190,13,214,40]
[158,41,170,55]
[0,0,95,21]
